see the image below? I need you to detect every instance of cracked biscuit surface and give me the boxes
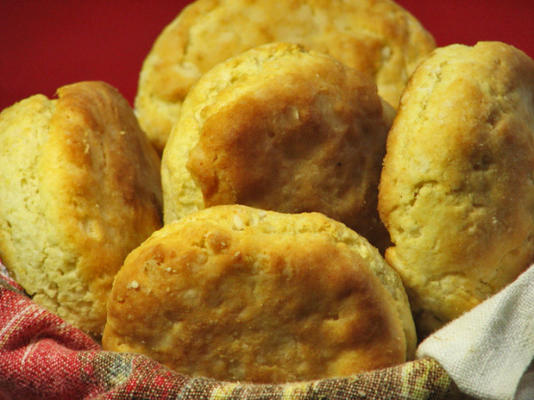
[378,42,534,336]
[103,205,416,383]
[162,42,393,251]
[135,0,435,152]
[0,81,162,336]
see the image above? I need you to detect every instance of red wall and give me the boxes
[1,0,533,111]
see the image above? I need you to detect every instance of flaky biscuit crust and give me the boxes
[135,0,435,152]
[103,205,415,382]
[0,81,162,336]
[162,43,392,251]
[379,42,534,336]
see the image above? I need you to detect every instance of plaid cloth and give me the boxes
[0,263,468,400]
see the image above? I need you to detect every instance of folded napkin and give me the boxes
[417,265,534,400]
[5,258,532,399]
[0,259,463,400]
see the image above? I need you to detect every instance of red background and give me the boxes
[1,0,533,111]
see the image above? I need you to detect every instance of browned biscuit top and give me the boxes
[162,42,392,251]
[46,82,163,284]
[103,205,415,383]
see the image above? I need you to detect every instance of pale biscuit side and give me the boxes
[379,42,534,334]
[0,95,70,315]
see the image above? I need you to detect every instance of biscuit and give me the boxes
[378,42,534,336]
[162,42,392,251]
[0,81,163,336]
[102,205,416,383]
[135,0,435,152]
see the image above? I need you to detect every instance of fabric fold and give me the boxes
[417,265,534,400]
[0,261,461,400]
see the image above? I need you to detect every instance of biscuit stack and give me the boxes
[135,0,436,153]
[1,0,533,385]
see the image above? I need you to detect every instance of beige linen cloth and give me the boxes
[417,265,534,400]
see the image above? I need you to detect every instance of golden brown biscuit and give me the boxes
[136,0,435,152]
[378,42,534,336]
[103,205,416,383]
[162,42,392,251]
[0,81,162,336]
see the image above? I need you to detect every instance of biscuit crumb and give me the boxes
[127,280,140,289]
[233,214,245,230]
